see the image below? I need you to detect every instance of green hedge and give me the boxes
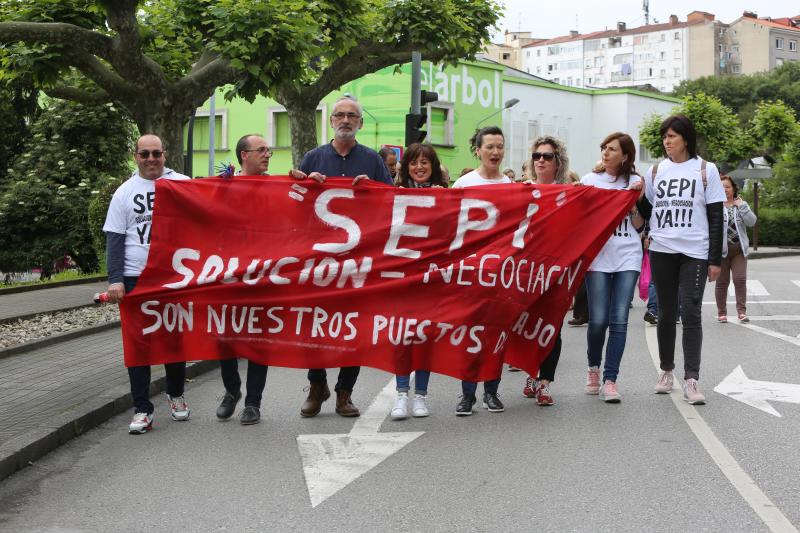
[754,208,800,246]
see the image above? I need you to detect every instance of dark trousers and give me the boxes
[538,329,562,382]
[572,281,588,320]
[220,359,268,407]
[308,367,360,392]
[124,276,186,414]
[649,251,707,380]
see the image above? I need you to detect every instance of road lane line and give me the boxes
[703,301,800,305]
[731,322,800,348]
[644,327,798,532]
[729,280,769,296]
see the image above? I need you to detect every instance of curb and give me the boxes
[0,274,106,296]
[0,321,121,360]
[0,303,97,326]
[0,359,218,483]
[749,250,800,259]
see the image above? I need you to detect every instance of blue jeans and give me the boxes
[396,371,431,395]
[461,378,500,396]
[585,270,638,382]
[647,278,658,315]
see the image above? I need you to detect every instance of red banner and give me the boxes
[120,176,636,381]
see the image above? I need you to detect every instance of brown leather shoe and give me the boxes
[567,317,588,326]
[335,390,360,417]
[300,382,330,418]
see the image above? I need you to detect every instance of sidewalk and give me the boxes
[748,246,800,259]
[0,280,108,321]
[0,327,215,480]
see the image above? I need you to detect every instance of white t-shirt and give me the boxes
[580,172,643,272]
[644,157,726,259]
[103,168,190,276]
[452,170,512,188]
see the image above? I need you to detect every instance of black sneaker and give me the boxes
[455,394,477,416]
[643,311,658,325]
[216,391,241,419]
[482,392,505,413]
[239,405,261,425]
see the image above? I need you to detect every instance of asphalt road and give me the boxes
[0,256,798,532]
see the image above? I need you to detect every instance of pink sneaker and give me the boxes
[585,367,600,395]
[683,379,706,405]
[599,380,621,403]
[654,370,674,394]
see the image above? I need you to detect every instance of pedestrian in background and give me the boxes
[715,174,757,323]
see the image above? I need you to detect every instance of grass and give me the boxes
[1,269,102,289]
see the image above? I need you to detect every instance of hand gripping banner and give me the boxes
[120,176,637,382]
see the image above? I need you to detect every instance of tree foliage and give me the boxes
[0,99,135,275]
[0,79,40,186]
[673,62,800,124]
[0,1,499,169]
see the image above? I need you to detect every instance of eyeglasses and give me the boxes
[136,150,164,159]
[331,112,361,120]
[243,147,272,156]
[532,152,556,162]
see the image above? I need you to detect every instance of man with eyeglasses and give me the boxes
[236,134,272,176]
[289,96,393,419]
[103,134,191,434]
[214,134,272,425]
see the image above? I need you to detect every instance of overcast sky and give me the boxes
[494,1,799,40]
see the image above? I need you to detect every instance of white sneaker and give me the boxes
[654,370,674,394]
[412,394,429,417]
[390,392,410,420]
[129,412,153,434]
[167,394,190,421]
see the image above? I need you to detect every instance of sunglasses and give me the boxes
[136,150,165,159]
[532,152,556,162]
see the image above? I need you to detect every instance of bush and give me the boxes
[754,208,800,246]
[87,176,123,268]
[0,99,135,275]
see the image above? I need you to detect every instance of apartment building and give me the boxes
[483,31,543,69]
[723,12,800,74]
[520,12,722,92]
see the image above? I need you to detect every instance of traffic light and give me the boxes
[404,90,438,147]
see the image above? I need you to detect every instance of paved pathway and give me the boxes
[0,281,108,321]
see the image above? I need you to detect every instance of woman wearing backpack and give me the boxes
[637,115,725,405]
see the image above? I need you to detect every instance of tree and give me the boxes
[639,93,752,168]
[0,99,135,275]
[0,1,499,170]
[0,79,40,186]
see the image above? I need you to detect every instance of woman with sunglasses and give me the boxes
[637,115,725,404]
[580,132,644,402]
[715,175,757,323]
[390,143,447,420]
[521,136,571,406]
[452,126,511,416]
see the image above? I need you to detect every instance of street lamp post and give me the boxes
[476,98,520,128]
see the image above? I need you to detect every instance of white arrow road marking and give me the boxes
[644,328,797,533]
[714,365,800,418]
[297,378,424,508]
[728,279,769,296]
[792,280,800,289]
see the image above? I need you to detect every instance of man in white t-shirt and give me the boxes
[103,134,191,434]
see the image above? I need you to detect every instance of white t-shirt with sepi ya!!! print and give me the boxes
[644,157,725,260]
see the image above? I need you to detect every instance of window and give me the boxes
[594,56,604,67]
[674,49,681,59]
[427,102,455,147]
[776,37,784,49]
[719,44,723,53]
[790,40,798,52]
[502,53,511,60]
[536,66,542,74]
[660,51,666,60]
[776,57,785,67]
[660,69,666,78]
[660,33,666,42]
[733,64,741,73]
[184,108,228,151]
[733,45,740,53]
[526,51,531,57]
[648,67,653,77]
[268,105,326,148]
[674,31,680,40]
[537,49,541,56]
